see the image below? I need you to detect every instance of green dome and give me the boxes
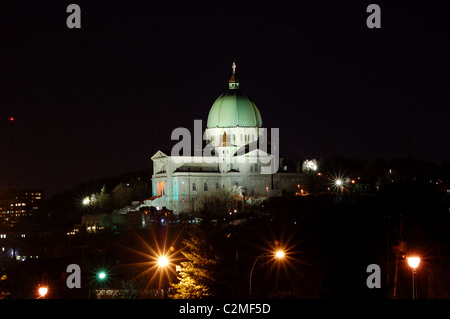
[207,64,262,128]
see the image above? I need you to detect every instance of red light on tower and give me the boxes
[9,117,14,122]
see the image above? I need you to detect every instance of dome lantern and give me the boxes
[228,61,239,90]
[207,62,262,129]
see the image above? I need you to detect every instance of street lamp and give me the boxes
[89,270,107,299]
[158,255,169,268]
[249,250,285,299]
[407,256,420,299]
[156,254,170,298]
[275,250,285,259]
[37,286,48,299]
[82,197,90,206]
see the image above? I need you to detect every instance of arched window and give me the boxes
[156,181,165,196]
[204,183,208,191]
[192,183,196,191]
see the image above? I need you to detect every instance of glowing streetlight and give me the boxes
[158,255,169,268]
[407,256,420,299]
[331,177,346,198]
[95,271,108,299]
[249,249,285,299]
[88,270,108,299]
[98,271,106,280]
[82,197,90,206]
[275,250,285,259]
[155,254,171,298]
[407,257,420,269]
[37,286,48,299]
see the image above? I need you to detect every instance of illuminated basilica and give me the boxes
[150,63,303,215]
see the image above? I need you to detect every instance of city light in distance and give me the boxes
[82,197,90,206]
[328,172,350,193]
[275,250,285,259]
[302,159,318,173]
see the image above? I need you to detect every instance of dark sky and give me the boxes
[1,1,449,198]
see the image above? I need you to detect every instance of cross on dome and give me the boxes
[229,60,239,89]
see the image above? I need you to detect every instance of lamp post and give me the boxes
[335,179,343,195]
[407,257,420,299]
[249,250,284,299]
[89,271,107,299]
[157,255,170,298]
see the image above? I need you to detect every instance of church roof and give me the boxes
[173,164,220,173]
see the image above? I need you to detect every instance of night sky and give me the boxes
[1,1,449,198]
